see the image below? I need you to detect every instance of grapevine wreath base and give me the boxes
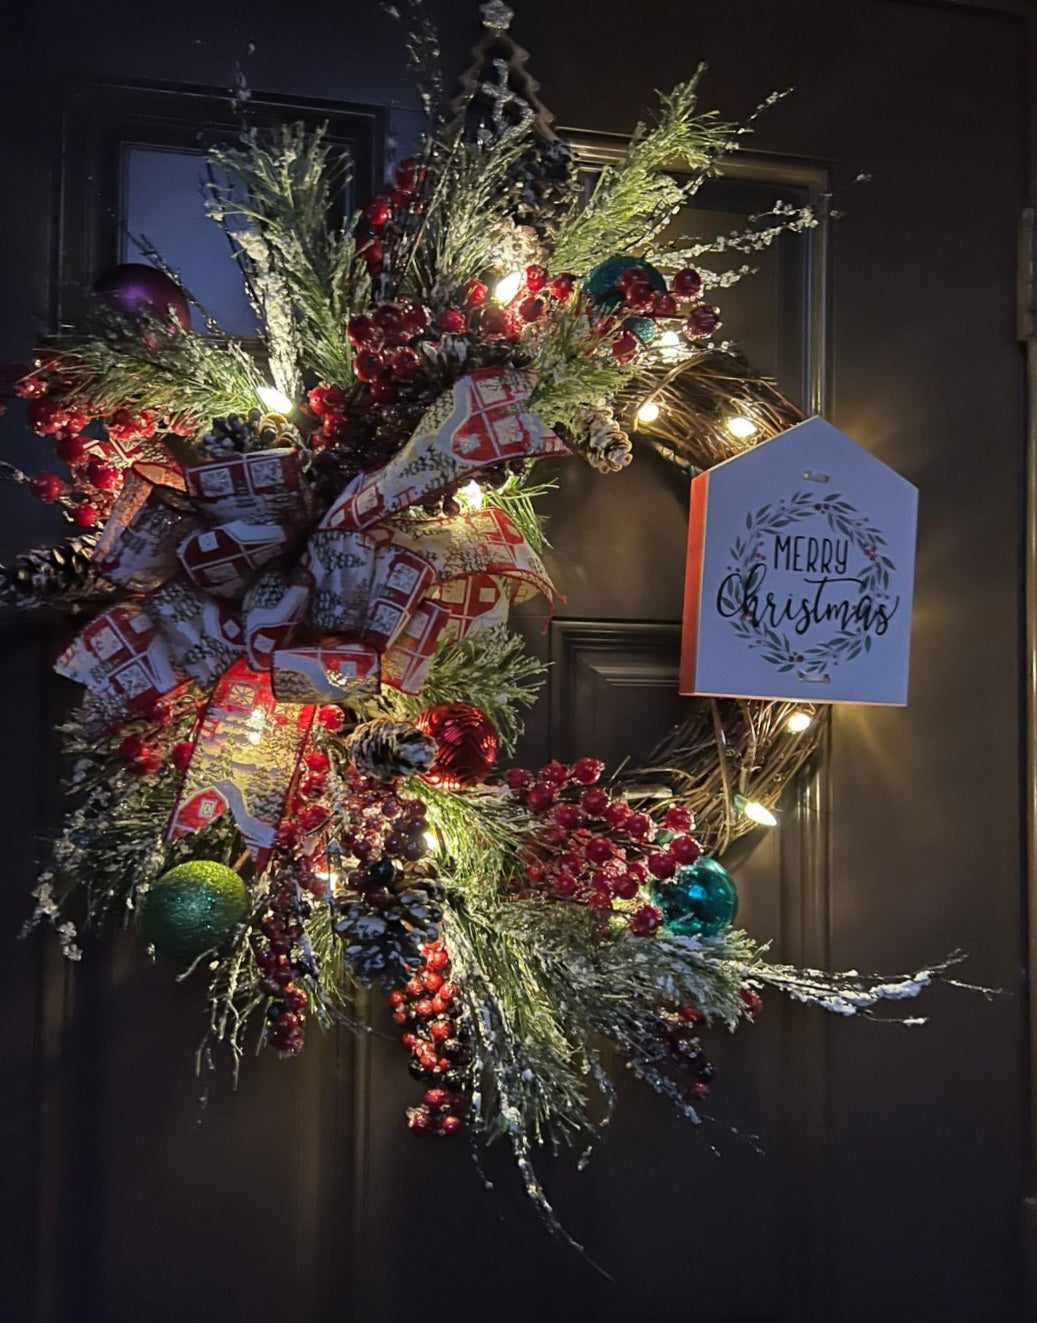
[2,3,973,1245]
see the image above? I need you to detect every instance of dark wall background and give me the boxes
[0,2,1032,1321]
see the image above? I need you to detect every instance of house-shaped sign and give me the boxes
[680,417,917,705]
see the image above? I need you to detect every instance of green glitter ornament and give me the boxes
[582,254,667,311]
[140,860,250,964]
[650,857,738,938]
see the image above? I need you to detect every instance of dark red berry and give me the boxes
[30,472,66,503]
[363,195,392,226]
[671,268,703,298]
[479,305,508,336]
[571,757,603,785]
[548,272,575,299]
[437,308,466,334]
[685,305,721,338]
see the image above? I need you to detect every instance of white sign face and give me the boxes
[680,417,918,705]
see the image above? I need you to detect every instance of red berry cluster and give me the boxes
[9,359,189,530]
[256,876,310,1056]
[649,1004,718,1106]
[505,757,702,936]
[355,157,425,280]
[601,265,721,365]
[335,770,431,903]
[392,939,470,1137]
[116,692,201,776]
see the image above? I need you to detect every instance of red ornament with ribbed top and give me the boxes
[415,703,499,791]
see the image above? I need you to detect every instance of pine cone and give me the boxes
[570,403,633,474]
[0,535,113,613]
[344,718,437,781]
[198,408,301,457]
[336,886,442,988]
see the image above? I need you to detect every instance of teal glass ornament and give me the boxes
[583,254,667,311]
[651,857,738,938]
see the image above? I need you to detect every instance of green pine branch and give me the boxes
[551,69,735,275]
[207,124,365,387]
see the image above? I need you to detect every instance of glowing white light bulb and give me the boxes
[257,385,294,414]
[742,799,778,827]
[786,710,813,734]
[493,271,523,304]
[423,830,438,853]
[460,479,484,510]
[726,414,758,440]
[659,330,681,348]
[635,400,661,425]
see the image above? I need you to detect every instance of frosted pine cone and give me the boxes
[0,535,112,613]
[198,408,301,457]
[336,886,442,988]
[570,403,633,474]
[344,719,437,781]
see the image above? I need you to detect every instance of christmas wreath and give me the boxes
[3,4,962,1246]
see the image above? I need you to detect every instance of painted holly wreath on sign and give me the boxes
[718,488,900,680]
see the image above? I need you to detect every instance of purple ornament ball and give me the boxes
[94,263,190,332]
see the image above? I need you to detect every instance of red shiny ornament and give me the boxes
[464,279,488,306]
[518,296,543,323]
[416,703,499,791]
[671,268,703,298]
[505,767,532,791]
[304,749,330,773]
[652,292,679,318]
[95,263,190,331]
[740,988,763,1015]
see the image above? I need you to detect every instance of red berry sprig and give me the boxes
[256,876,310,1056]
[393,939,471,1137]
[505,758,701,936]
